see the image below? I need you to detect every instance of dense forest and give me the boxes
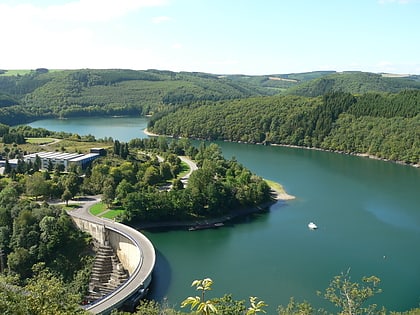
[148,90,420,164]
[0,69,274,125]
[0,68,419,165]
[285,72,420,97]
[1,69,420,126]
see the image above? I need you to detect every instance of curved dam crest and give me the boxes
[68,197,156,314]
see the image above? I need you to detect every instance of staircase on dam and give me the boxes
[86,243,129,303]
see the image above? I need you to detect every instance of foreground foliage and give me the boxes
[107,275,419,315]
[0,267,88,315]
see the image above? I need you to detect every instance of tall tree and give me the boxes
[320,269,383,315]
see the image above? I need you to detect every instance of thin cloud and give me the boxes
[48,0,168,22]
[0,0,168,70]
[171,42,183,49]
[0,0,168,24]
[152,16,173,24]
[378,0,417,4]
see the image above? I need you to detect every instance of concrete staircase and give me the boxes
[86,243,129,303]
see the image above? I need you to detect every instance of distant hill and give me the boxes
[0,68,420,126]
[284,71,420,97]
[148,90,420,164]
[224,71,336,92]
[0,69,274,125]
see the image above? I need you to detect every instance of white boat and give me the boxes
[308,222,318,230]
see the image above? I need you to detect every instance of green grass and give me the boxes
[25,137,57,144]
[0,70,32,76]
[62,204,81,211]
[89,202,125,220]
[177,161,190,178]
[264,179,286,194]
[89,202,107,216]
[100,209,125,220]
[0,69,62,76]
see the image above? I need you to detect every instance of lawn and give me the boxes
[0,70,32,76]
[89,202,107,216]
[177,161,190,178]
[89,202,125,221]
[264,179,286,194]
[25,137,58,144]
[100,209,125,220]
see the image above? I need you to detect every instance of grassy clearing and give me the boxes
[25,137,57,144]
[62,204,81,211]
[264,179,286,194]
[100,209,125,220]
[0,70,33,76]
[177,161,190,178]
[0,69,63,76]
[89,202,107,216]
[46,139,112,154]
[0,139,110,159]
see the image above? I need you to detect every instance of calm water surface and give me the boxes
[29,117,420,313]
[29,117,149,141]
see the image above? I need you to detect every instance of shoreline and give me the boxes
[143,129,419,168]
[131,199,280,231]
[134,132,296,230]
[144,128,296,200]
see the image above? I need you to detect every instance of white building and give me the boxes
[23,148,105,170]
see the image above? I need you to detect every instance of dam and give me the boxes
[68,197,155,314]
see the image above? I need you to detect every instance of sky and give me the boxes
[1,0,420,75]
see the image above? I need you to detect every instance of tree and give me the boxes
[25,172,49,200]
[25,265,88,315]
[33,155,41,172]
[143,166,161,186]
[102,177,116,207]
[0,184,19,209]
[64,172,80,197]
[47,159,53,172]
[61,189,73,206]
[4,159,11,175]
[160,162,173,180]
[319,269,383,315]
[172,178,184,191]
[181,278,218,315]
[7,247,33,279]
[246,296,268,315]
[0,274,29,315]
[277,297,314,315]
[115,179,134,202]
[0,123,9,137]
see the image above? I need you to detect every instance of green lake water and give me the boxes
[29,117,420,313]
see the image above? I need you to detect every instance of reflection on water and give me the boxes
[365,201,420,232]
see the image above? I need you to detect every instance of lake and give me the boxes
[29,117,420,313]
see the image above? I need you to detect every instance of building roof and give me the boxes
[69,153,99,162]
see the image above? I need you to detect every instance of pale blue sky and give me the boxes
[1,0,419,74]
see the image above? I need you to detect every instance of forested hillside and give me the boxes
[148,91,420,164]
[1,69,419,164]
[1,69,420,126]
[226,70,338,92]
[285,72,420,97]
[0,69,273,125]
